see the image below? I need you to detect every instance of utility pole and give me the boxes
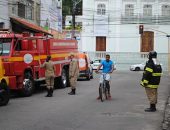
[167,35,170,73]
[72,0,81,39]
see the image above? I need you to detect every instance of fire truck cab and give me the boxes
[0,30,78,100]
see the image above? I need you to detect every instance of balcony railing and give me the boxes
[121,15,170,24]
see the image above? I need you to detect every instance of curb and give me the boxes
[162,87,170,130]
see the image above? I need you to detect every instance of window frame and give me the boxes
[162,4,170,16]
[125,4,134,16]
[143,4,152,16]
[97,3,106,15]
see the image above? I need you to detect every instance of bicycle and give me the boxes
[97,72,110,102]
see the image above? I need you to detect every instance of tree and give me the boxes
[62,0,82,16]
[62,0,82,29]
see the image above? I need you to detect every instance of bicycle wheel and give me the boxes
[104,87,108,100]
[104,82,108,100]
[99,85,103,102]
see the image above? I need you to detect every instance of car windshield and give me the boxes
[94,60,101,63]
[0,38,11,56]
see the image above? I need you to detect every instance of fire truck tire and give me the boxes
[66,68,70,87]
[59,68,67,88]
[0,82,10,106]
[22,72,34,97]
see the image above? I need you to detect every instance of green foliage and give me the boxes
[65,25,82,31]
[62,0,82,16]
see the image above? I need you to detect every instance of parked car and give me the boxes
[78,52,93,80]
[130,62,163,71]
[91,59,103,70]
[130,62,145,71]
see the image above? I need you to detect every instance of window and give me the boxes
[18,2,26,18]
[143,4,152,16]
[0,22,4,29]
[0,38,11,56]
[36,3,40,24]
[14,40,22,51]
[12,3,17,15]
[162,5,170,16]
[26,0,34,20]
[125,4,134,16]
[97,4,106,15]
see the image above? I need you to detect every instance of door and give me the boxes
[96,37,106,51]
[141,31,154,52]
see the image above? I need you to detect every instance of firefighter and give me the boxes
[68,53,79,95]
[40,55,55,97]
[140,51,162,112]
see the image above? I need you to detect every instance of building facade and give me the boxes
[0,1,9,29]
[82,0,170,53]
[40,0,62,35]
[0,0,41,29]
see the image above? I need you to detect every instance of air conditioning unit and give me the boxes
[57,0,62,8]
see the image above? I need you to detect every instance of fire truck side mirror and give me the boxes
[21,40,28,50]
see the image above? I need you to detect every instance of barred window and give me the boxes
[143,4,152,16]
[125,4,134,16]
[18,2,26,18]
[26,1,34,20]
[97,4,106,15]
[36,3,40,24]
[162,5,170,16]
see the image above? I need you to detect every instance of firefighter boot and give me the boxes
[73,88,76,95]
[145,104,156,112]
[45,89,51,97]
[68,88,76,95]
[49,88,53,97]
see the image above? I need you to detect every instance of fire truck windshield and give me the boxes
[0,38,11,56]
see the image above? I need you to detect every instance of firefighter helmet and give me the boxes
[148,51,157,59]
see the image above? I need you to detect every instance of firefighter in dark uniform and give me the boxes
[140,51,162,112]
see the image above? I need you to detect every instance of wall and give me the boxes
[82,0,170,53]
[0,1,9,28]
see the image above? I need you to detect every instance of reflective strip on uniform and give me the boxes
[152,73,162,76]
[140,81,147,87]
[147,85,159,88]
[143,80,149,84]
[145,67,153,72]
[140,81,144,86]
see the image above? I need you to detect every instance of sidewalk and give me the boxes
[162,90,170,130]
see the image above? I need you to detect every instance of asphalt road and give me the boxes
[0,71,169,130]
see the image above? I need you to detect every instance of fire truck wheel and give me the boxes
[59,68,67,88]
[22,72,34,97]
[0,82,10,106]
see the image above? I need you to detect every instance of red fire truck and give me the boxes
[0,30,78,105]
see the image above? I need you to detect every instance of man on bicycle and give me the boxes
[95,54,115,100]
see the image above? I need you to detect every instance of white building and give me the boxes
[41,0,62,33]
[82,0,170,53]
[0,1,9,29]
[65,15,82,28]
